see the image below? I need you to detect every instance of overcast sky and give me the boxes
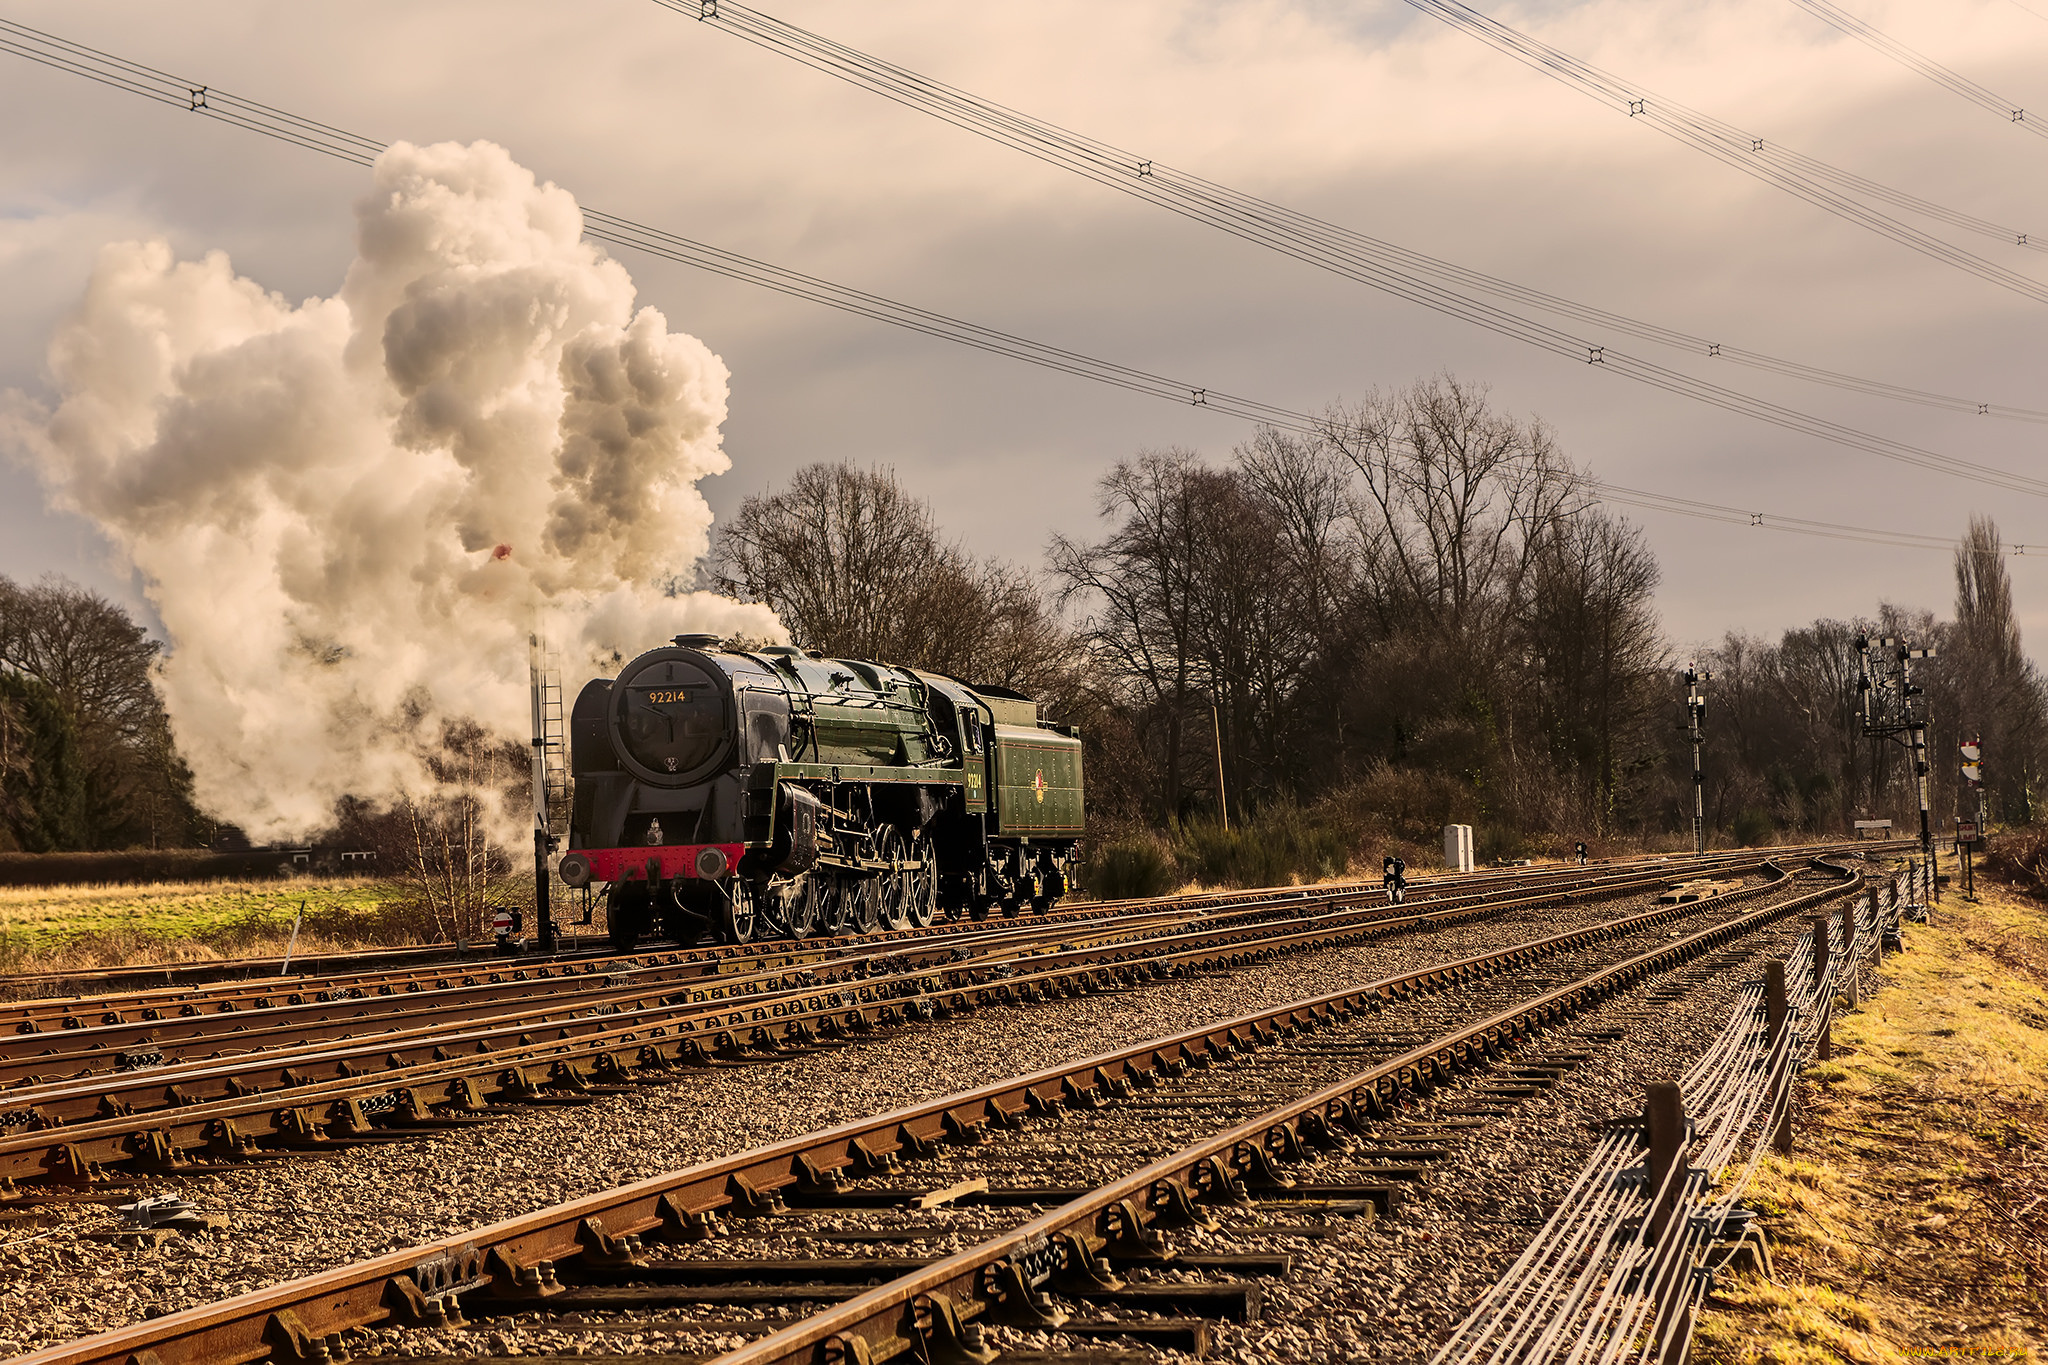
[2,0,2043,660]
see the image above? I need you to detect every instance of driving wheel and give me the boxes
[904,831,939,928]
[771,874,820,938]
[819,876,854,937]
[876,827,912,931]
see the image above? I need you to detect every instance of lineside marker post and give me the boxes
[1809,915,1834,1060]
[279,898,306,976]
[1766,960,1793,1154]
[1645,1080,1697,1365]
[1644,1081,1688,1244]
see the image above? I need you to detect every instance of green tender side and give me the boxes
[991,724,1084,835]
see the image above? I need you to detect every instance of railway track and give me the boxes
[0,856,1873,1365]
[1,855,1798,1093]
[0,855,1816,1188]
[3,846,1873,1050]
[0,843,1890,1023]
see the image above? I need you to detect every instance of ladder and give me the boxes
[529,634,592,933]
[528,635,571,837]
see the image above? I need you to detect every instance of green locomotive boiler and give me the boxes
[556,634,1082,947]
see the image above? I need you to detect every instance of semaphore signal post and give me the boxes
[1856,634,1939,904]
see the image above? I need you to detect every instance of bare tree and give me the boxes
[1318,375,1583,652]
[1772,620,1872,824]
[1049,451,1207,818]
[1234,429,1361,786]
[0,689,26,793]
[1521,510,1665,832]
[1053,379,1675,836]
[1951,516,2047,822]
[391,723,523,943]
[715,463,951,661]
[0,675,44,843]
[715,462,1077,706]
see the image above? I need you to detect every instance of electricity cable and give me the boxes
[685,0,2048,307]
[0,18,2034,556]
[1589,484,2033,554]
[1397,0,2048,252]
[666,3,2048,484]
[1786,0,2047,139]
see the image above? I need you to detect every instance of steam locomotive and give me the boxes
[556,634,1083,947]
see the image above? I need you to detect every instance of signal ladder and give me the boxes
[528,640,571,832]
[528,635,588,935]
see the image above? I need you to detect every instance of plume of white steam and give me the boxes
[5,141,782,842]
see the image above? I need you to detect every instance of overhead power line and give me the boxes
[690,0,2048,295]
[1593,484,2033,555]
[1402,0,2048,258]
[1787,0,2047,139]
[682,1,2048,398]
[0,19,2033,560]
[676,2,2048,494]
[1395,0,2048,262]
[688,5,2047,425]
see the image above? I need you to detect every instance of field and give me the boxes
[0,878,412,974]
[1694,876,2048,1363]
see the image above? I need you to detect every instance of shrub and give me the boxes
[1168,805,1354,890]
[1334,765,1470,845]
[1086,835,1179,900]
[0,850,308,886]
[1983,825,2048,898]
[1173,821,1282,889]
[1732,807,1774,847]
[1475,823,1529,865]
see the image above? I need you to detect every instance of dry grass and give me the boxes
[1693,878,2048,1365]
[0,879,421,977]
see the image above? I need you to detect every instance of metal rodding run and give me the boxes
[1430,855,1907,1365]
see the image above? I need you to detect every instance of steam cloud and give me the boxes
[6,140,782,841]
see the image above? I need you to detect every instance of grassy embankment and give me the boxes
[1693,870,2048,1364]
[0,879,410,976]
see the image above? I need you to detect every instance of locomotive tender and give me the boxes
[556,634,1083,948]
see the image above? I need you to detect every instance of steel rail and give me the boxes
[0,855,1552,1018]
[0,905,1218,1078]
[0,863,1760,1181]
[5,849,1685,1046]
[1,854,1793,1141]
[1,863,1859,1365]
[0,856,1774,1107]
[0,842,1904,1024]
[0,898,1224,1029]
[698,864,1869,1364]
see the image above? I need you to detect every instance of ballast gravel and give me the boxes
[0,880,1789,1359]
[1157,913,1817,1365]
